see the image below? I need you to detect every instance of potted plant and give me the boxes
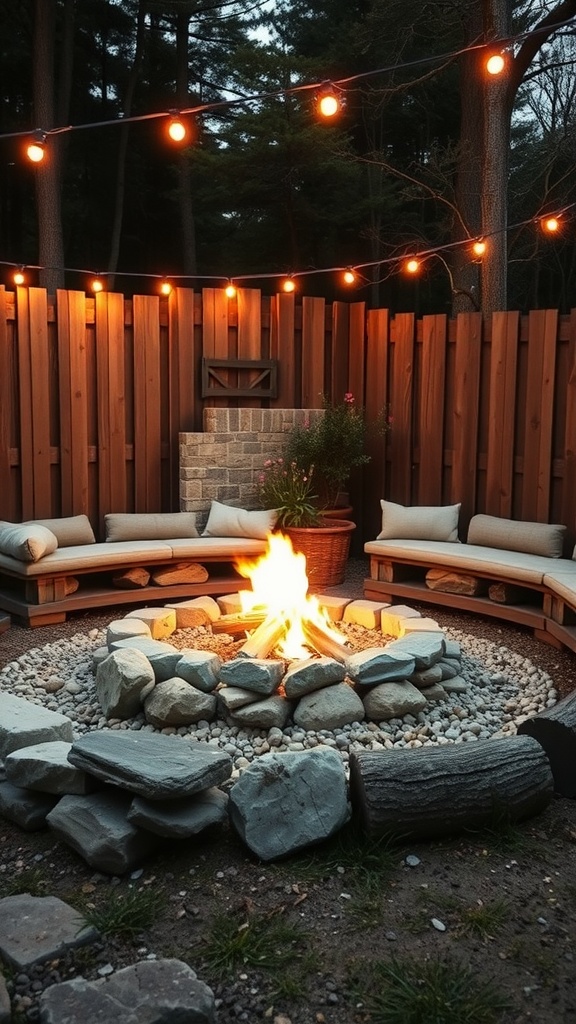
[256,458,355,588]
[284,393,371,513]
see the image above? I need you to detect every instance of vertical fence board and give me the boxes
[0,287,13,515]
[133,295,161,511]
[56,290,89,514]
[331,302,350,402]
[237,288,261,359]
[452,313,482,527]
[364,308,390,539]
[301,297,325,408]
[485,311,519,518]
[521,309,558,522]
[16,288,52,517]
[561,309,576,536]
[95,292,126,527]
[168,288,196,509]
[348,302,366,403]
[202,287,231,409]
[389,313,415,503]
[419,315,447,504]
[270,293,296,407]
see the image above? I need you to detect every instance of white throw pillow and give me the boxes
[105,512,198,542]
[202,501,277,540]
[468,514,566,558]
[29,514,96,547]
[377,501,461,542]
[0,522,58,562]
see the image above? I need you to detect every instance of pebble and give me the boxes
[431,918,447,931]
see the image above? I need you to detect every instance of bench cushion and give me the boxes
[0,523,59,563]
[467,514,566,558]
[202,500,277,540]
[364,538,576,586]
[377,501,461,543]
[0,541,174,577]
[543,570,576,608]
[29,515,96,547]
[105,512,198,542]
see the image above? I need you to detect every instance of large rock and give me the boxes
[0,894,98,970]
[283,656,345,698]
[95,649,155,719]
[387,633,445,670]
[293,683,365,731]
[217,686,261,714]
[109,637,180,682]
[39,959,216,1024]
[67,732,232,800]
[229,694,292,730]
[5,741,97,795]
[362,680,427,720]
[127,787,228,839]
[106,618,151,646]
[143,679,217,727]
[0,779,58,831]
[46,789,163,874]
[228,748,350,860]
[124,607,177,639]
[176,651,222,692]
[345,647,416,685]
[0,693,74,758]
[218,657,284,695]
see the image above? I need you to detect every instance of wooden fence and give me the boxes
[1,284,575,546]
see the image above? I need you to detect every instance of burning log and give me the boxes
[212,611,267,636]
[302,620,350,663]
[238,614,288,660]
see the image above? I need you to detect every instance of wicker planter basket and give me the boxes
[281,518,356,589]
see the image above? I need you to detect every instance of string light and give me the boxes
[225,282,237,298]
[542,215,560,232]
[343,269,356,285]
[90,277,104,293]
[159,279,173,295]
[316,83,341,118]
[167,113,188,143]
[282,277,296,293]
[13,267,26,285]
[405,258,421,274]
[26,131,46,163]
[486,53,506,75]
[472,239,486,257]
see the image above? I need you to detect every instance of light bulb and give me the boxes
[472,239,486,257]
[167,117,187,143]
[282,278,296,293]
[90,277,104,293]
[225,283,237,298]
[160,279,173,295]
[486,53,505,75]
[13,269,25,285]
[343,269,356,285]
[26,139,45,163]
[318,92,339,117]
[543,216,559,233]
[405,258,420,274]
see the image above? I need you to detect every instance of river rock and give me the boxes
[229,694,292,730]
[387,633,445,670]
[218,657,284,694]
[127,787,229,839]
[95,648,155,718]
[143,678,217,727]
[283,656,346,698]
[176,651,222,692]
[345,647,416,685]
[362,680,427,720]
[0,693,74,758]
[106,618,151,646]
[293,683,365,731]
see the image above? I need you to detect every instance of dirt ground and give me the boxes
[1,580,576,1023]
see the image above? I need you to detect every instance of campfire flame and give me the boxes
[235,533,348,661]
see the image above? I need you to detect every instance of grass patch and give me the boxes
[347,955,510,1024]
[77,885,166,940]
[458,899,510,941]
[1,867,50,898]
[282,819,397,891]
[193,908,318,994]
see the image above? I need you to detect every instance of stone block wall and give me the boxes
[180,408,323,528]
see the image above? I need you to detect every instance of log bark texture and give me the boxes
[517,692,576,797]
[426,568,486,596]
[151,562,209,585]
[112,567,150,589]
[349,736,553,841]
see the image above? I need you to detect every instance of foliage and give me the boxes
[459,898,511,942]
[285,393,378,507]
[78,885,166,940]
[347,954,510,1024]
[256,457,321,528]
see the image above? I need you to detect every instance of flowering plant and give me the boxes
[256,458,322,528]
[285,393,374,508]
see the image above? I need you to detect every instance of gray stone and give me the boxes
[345,647,416,685]
[0,894,99,970]
[39,959,216,1024]
[443,640,461,659]
[217,686,261,713]
[409,664,444,689]
[230,695,292,730]
[95,649,155,719]
[110,635,178,660]
[387,633,445,670]
[143,679,217,728]
[0,779,58,831]
[420,683,449,702]
[5,741,97,795]
[176,650,222,692]
[46,789,163,874]
[67,732,232,799]
[92,646,111,670]
[218,657,284,694]
[438,660,459,680]
[293,683,365,731]
[228,748,350,861]
[0,970,9,1024]
[283,656,345,698]
[0,693,74,758]
[362,681,427,720]
[128,787,228,838]
[441,674,469,694]
[106,618,151,647]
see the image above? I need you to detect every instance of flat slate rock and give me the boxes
[0,779,59,831]
[0,894,98,970]
[39,958,216,1024]
[67,732,232,799]
[127,787,229,838]
[0,693,74,759]
[5,740,98,796]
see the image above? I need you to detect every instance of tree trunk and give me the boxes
[176,9,197,275]
[518,692,576,797]
[349,735,553,840]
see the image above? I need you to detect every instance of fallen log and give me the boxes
[349,736,553,841]
[151,562,209,585]
[517,692,576,797]
[112,566,150,589]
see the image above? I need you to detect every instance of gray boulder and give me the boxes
[228,748,350,860]
[217,686,261,714]
[0,693,74,758]
[46,788,163,874]
[176,650,222,692]
[106,618,151,647]
[67,732,232,800]
[387,633,445,670]
[362,680,427,720]
[0,894,98,970]
[283,656,345,698]
[143,678,217,727]
[345,647,416,685]
[0,779,58,831]
[293,683,365,731]
[39,959,216,1024]
[95,649,155,719]
[230,695,292,730]
[218,657,284,694]
[5,741,97,795]
[127,787,228,839]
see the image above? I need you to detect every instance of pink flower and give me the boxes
[344,392,354,404]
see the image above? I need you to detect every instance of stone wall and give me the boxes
[180,408,323,528]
